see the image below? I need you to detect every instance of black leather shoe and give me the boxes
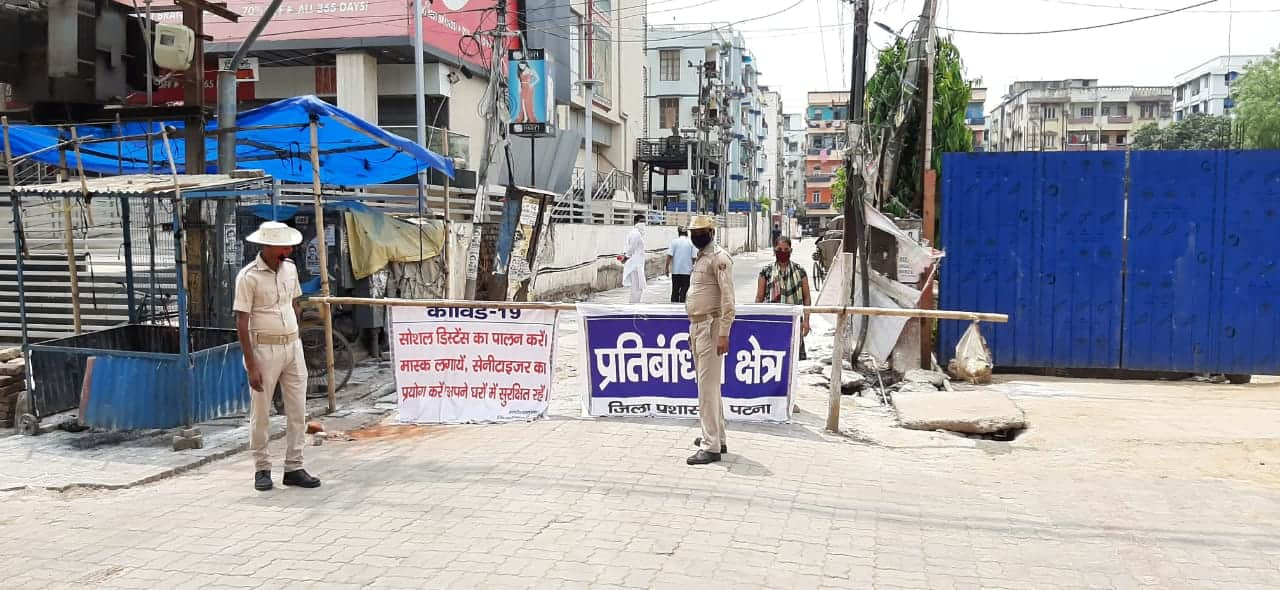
[282,469,321,488]
[693,437,728,454]
[254,470,273,492]
[686,450,722,465]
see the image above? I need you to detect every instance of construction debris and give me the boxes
[0,354,26,428]
[896,381,941,395]
[902,368,947,388]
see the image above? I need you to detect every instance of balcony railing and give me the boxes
[1107,115,1133,124]
[806,174,833,184]
[382,126,471,168]
[1067,116,1095,125]
[636,137,692,162]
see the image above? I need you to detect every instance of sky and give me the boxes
[640,0,1280,115]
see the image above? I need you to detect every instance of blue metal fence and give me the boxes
[940,149,1280,375]
[1124,150,1280,374]
[939,151,1125,369]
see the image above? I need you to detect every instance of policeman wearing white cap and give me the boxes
[234,221,321,492]
[685,215,735,465]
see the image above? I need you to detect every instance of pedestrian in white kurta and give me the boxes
[622,215,647,304]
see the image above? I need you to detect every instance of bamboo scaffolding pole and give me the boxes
[63,128,86,334]
[158,126,190,306]
[2,117,28,257]
[307,295,1009,323]
[441,130,451,297]
[310,118,338,414]
[69,129,95,226]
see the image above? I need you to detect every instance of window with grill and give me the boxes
[659,98,679,130]
[659,50,680,81]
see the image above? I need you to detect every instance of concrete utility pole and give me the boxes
[464,0,511,300]
[916,0,939,368]
[874,0,936,208]
[827,0,869,433]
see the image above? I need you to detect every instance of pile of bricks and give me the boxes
[0,348,25,428]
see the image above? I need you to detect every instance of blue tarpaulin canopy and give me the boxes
[5,96,454,186]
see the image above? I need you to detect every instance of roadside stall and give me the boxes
[7,173,272,436]
[3,95,456,440]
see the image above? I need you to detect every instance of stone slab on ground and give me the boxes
[893,389,1027,434]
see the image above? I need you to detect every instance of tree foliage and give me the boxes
[835,35,971,215]
[1129,114,1232,150]
[1236,49,1280,149]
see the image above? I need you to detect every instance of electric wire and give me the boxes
[938,0,1218,35]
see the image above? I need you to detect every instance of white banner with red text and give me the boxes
[389,306,558,424]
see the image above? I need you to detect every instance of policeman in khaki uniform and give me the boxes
[234,221,321,492]
[684,215,736,465]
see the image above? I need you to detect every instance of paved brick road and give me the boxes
[1,245,1278,589]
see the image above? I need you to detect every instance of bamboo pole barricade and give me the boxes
[309,296,1009,323]
[310,296,1007,432]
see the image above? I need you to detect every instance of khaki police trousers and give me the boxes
[688,317,726,453]
[248,338,308,472]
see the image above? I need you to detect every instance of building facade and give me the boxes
[802,91,848,228]
[760,88,783,216]
[779,113,806,231]
[967,83,986,152]
[986,79,1174,152]
[1172,55,1265,121]
[644,26,766,211]
[180,0,646,202]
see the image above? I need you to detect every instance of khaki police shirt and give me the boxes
[233,254,302,337]
[685,244,736,337]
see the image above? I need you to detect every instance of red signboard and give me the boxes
[187,0,520,70]
[124,63,257,106]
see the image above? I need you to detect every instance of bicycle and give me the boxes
[273,300,355,412]
[812,249,828,290]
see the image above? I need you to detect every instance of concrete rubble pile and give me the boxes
[0,348,25,428]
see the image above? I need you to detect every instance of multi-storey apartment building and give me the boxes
[779,113,806,236]
[967,83,987,152]
[1172,55,1266,120]
[761,88,784,214]
[645,26,766,211]
[802,91,848,229]
[986,79,1174,152]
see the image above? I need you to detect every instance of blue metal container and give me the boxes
[27,325,249,430]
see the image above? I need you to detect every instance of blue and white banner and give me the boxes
[578,304,802,422]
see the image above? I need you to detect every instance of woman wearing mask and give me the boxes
[755,238,811,359]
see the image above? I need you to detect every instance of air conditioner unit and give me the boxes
[154,23,196,71]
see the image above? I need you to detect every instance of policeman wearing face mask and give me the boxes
[684,215,736,465]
